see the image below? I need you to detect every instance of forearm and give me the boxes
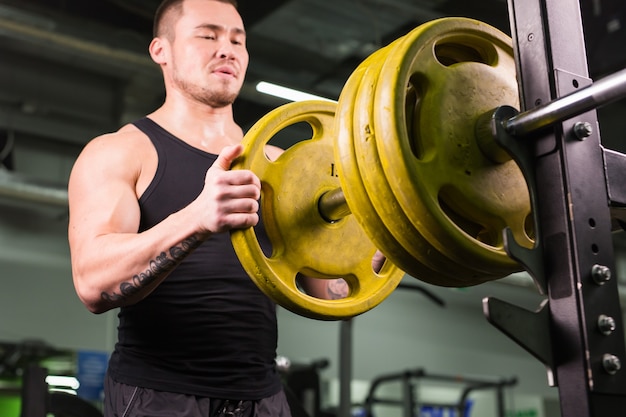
[296,251,386,300]
[70,210,208,313]
[297,277,349,300]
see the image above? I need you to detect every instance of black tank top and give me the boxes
[106,117,282,399]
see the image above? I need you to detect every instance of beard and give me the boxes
[172,67,241,108]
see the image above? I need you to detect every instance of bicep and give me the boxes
[68,139,141,247]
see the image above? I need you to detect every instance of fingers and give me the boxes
[216,189,259,216]
[208,145,261,197]
[209,144,261,189]
[199,145,262,233]
[211,144,243,172]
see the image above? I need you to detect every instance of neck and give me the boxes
[148,96,244,154]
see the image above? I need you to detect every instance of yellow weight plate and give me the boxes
[348,36,501,286]
[370,18,533,282]
[334,42,467,287]
[231,100,404,320]
[335,43,435,282]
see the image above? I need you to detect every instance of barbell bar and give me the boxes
[317,187,352,222]
[503,66,626,138]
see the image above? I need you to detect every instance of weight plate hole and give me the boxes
[405,76,426,160]
[296,275,352,299]
[438,190,499,246]
[434,37,498,67]
[266,121,314,153]
[254,220,274,259]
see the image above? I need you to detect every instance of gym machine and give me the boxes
[277,357,335,417]
[362,368,517,417]
[0,340,103,417]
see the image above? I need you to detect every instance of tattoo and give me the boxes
[101,236,202,303]
[326,278,349,300]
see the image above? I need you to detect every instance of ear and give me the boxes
[149,37,168,65]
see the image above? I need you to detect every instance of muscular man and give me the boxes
[68,0,343,415]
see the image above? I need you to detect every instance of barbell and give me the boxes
[231,16,626,320]
[230,17,533,320]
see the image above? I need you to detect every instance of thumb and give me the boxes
[212,144,244,171]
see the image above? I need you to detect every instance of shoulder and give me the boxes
[77,124,155,164]
[71,123,153,184]
[83,123,149,153]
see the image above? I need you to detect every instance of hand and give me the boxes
[196,144,261,234]
[372,250,386,273]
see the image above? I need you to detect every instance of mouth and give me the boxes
[213,66,237,78]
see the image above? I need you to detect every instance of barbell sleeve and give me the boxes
[318,187,352,222]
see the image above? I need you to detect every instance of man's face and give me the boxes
[166,0,249,107]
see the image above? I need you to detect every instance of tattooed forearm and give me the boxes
[170,235,202,259]
[101,235,202,303]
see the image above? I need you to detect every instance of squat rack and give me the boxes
[483,0,626,416]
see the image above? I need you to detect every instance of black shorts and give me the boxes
[104,373,292,417]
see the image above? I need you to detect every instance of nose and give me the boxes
[216,39,236,59]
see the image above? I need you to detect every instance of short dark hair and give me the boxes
[153,0,239,38]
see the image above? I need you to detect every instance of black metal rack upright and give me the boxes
[483,0,626,416]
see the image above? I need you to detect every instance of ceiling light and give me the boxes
[255,81,336,103]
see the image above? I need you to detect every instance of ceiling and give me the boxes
[0,0,509,146]
[0,0,625,149]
